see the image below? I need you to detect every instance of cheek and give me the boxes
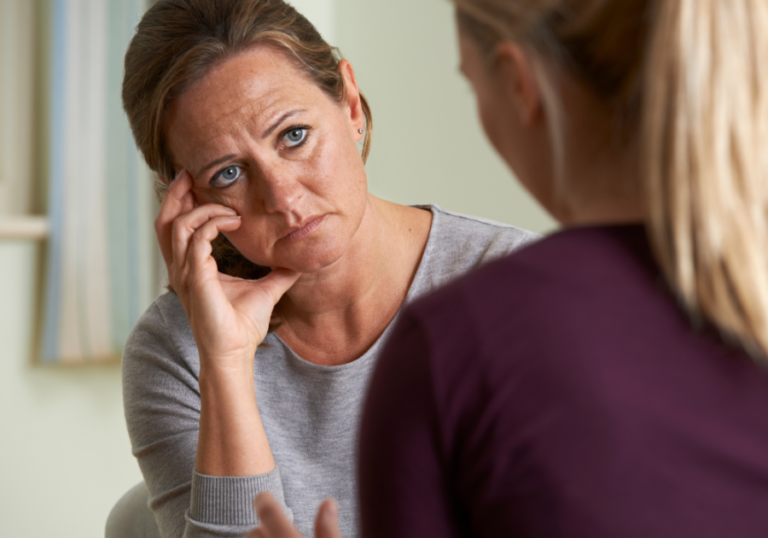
[222,218,275,265]
[196,187,274,262]
[193,185,240,210]
[195,181,267,219]
[308,128,367,208]
[478,97,506,156]
[466,73,505,154]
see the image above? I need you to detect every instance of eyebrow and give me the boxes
[198,154,237,177]
[262,109,305,139]
[196,109,307,178]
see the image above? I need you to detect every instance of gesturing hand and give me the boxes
[248,493,341,538]
[155,170,300,371]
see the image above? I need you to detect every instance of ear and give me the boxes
[495,42,542,125]
[338,59,366,141]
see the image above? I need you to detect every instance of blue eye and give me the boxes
[284,128,308,147]
[211,165,242,188]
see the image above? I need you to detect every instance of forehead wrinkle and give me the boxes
[168,45,320,175]
[183,102,307,177]
[183,126,246,177]
[181,100,271,172]
[192,79,301,142]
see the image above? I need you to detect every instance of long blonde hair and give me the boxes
[454,0,768,361]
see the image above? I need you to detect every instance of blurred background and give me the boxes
[0,0,554,536]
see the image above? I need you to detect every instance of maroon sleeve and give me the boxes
[358,310,460,538]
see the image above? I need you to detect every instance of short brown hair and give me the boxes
[122,0,373,278]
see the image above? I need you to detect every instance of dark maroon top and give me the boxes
[359,225,768,538]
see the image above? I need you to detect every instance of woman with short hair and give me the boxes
[119,1,537,537]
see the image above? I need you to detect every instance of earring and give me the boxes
[358,129,364,134]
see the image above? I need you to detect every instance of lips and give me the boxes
[279,214,327,243]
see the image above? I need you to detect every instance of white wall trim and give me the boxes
[0,216,50,240]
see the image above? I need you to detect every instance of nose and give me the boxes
[255,163,305,217]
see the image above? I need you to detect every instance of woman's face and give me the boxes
[165,45,368,273]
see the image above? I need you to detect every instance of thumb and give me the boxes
[314,499,341,538]
[258,268,301,305]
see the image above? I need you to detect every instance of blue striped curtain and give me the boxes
[41,0,158,364]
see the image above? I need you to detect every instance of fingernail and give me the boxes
[174,169,187,181]
[326,499,338,519]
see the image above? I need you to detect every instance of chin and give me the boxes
[288,240,348,273]
[243,236,348,274]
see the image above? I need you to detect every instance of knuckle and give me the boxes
[154,214,170,233]
[263,283,281,303]
[191,228,209,244]
[171,218,188,239]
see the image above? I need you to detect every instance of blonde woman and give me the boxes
[251,0,768,537]
[117,0,538,537]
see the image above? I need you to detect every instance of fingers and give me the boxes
[314,499,341,538]
[256,268,302,306]
[249,495,340,538]
[155,169,194,268]
[171,208,238,272]
[253,493,302,538]
[155,169,242,290]
[179,214,241,282]
[155,169,239,269]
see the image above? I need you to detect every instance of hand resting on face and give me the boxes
[155,169,301,375]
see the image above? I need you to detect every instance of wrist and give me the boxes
[198,349,255,376]
[199,361,256,395]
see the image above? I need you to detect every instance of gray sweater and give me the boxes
[122,205,538,538]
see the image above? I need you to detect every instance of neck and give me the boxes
[556,156,645,227]
[552,120,645,227]
[539,76,646,228]
[273,195,431,365]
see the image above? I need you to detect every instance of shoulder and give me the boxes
[122,290,199,380]
[124,291,191,351]
[399,225,660,410]
[426,204,540,261]
[410,205,540,294]
[390,228,768,535]
[409,224,659,355]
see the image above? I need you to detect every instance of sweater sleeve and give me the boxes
[122,295,292,538]
[358,309,460,538]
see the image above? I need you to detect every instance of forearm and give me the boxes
[196,362,275,477]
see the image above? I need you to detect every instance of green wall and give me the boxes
[335,0,556,234]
